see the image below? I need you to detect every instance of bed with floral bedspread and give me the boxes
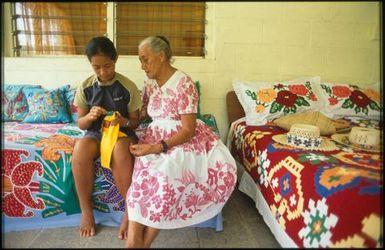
[2,114,223,232]
[227,117,382,248]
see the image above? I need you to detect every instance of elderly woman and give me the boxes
[126,36,237,248]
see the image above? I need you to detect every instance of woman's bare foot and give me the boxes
[118,212,128,240]
[79,213,96,237]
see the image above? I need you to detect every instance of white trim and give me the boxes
[237,164,298,248]
[106,2,115,41]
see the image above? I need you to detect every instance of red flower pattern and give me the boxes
[332,85,351,98]
[275,90,298,107]
[328,97,338,105]
[350,90,371,108]
[288,85,308,96]
[2,149,44,217]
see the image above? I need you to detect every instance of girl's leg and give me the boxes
[72,137,99,237]
[111,137,135,240]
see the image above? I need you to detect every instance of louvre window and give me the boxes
[115,2,206,56]
[11,2,206,57]
[11,2,107,56]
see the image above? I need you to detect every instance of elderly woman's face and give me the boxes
[138,44,162,79]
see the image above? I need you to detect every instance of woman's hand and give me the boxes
[129,143,162,156]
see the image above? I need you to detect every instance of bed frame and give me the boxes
[225,91,302,247]
[226,91,244,125]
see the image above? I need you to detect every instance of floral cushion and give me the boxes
[316,82,381,120]
[2,84,42,121]
[64,88,78,123]
[22,86,72,123]
[232,76,321,125]
[194,81,204,120]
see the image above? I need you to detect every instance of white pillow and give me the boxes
[232,76,321,126]
[314,82,381,120]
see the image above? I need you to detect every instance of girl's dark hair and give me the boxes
[85,36,117,62]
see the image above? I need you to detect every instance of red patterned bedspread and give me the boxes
[229,119,382,248]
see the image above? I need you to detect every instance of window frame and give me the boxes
[9,2,209,58]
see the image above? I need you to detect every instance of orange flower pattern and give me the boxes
[245,81,317,115]
[34,134,77,161]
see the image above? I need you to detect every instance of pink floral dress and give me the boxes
[126,70,237,229]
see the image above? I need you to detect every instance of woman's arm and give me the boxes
[163,113,196,148]
[129,113,197,156]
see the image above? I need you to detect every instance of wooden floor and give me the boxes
[2,188,280,248]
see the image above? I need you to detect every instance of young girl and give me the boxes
[72,36,141,240]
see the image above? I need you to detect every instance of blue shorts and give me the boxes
[83,130,102,141]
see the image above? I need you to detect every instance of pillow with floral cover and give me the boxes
[232,76,321,125]
[64,87,78,123]
[315,82,381,120]
[2,84,42,121]
[22,85,71,123]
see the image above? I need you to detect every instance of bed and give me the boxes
[225,89,382,248]
[2,115,224,233]
[2,83,224,233]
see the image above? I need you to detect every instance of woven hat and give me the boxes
[273,123,338,151]
[331,126,381,152]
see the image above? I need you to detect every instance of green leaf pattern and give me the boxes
[244,81,315,115]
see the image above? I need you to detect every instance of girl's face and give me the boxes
[138,44,163,80]
[90,54,116,82]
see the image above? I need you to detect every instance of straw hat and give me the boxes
[331,126,381,152]
[273,123,338,151]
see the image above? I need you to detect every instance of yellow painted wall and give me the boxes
[2,2,381,141]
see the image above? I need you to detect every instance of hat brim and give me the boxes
[331,133,381,153]
[272,134,339,151]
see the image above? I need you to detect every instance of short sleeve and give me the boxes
[177,76,198,115]
[127,83,142,113]
[74,84,88,109]
[116,73,142,113]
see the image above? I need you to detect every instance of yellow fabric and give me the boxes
[273,111,336,136]
[100,111,127,169]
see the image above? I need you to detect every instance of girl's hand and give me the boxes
[129,143,162,156]
[88,106,107,121]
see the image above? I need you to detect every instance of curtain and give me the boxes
[18,2,76,55]
[14,2,106,56]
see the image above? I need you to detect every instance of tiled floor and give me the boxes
[2,189,280,248]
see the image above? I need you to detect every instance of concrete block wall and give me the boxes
[3,2,381,141]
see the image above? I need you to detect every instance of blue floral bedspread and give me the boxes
[2,118,223,232]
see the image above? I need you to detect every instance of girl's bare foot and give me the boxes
[118,212,128,240]
[79,213,96,237]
